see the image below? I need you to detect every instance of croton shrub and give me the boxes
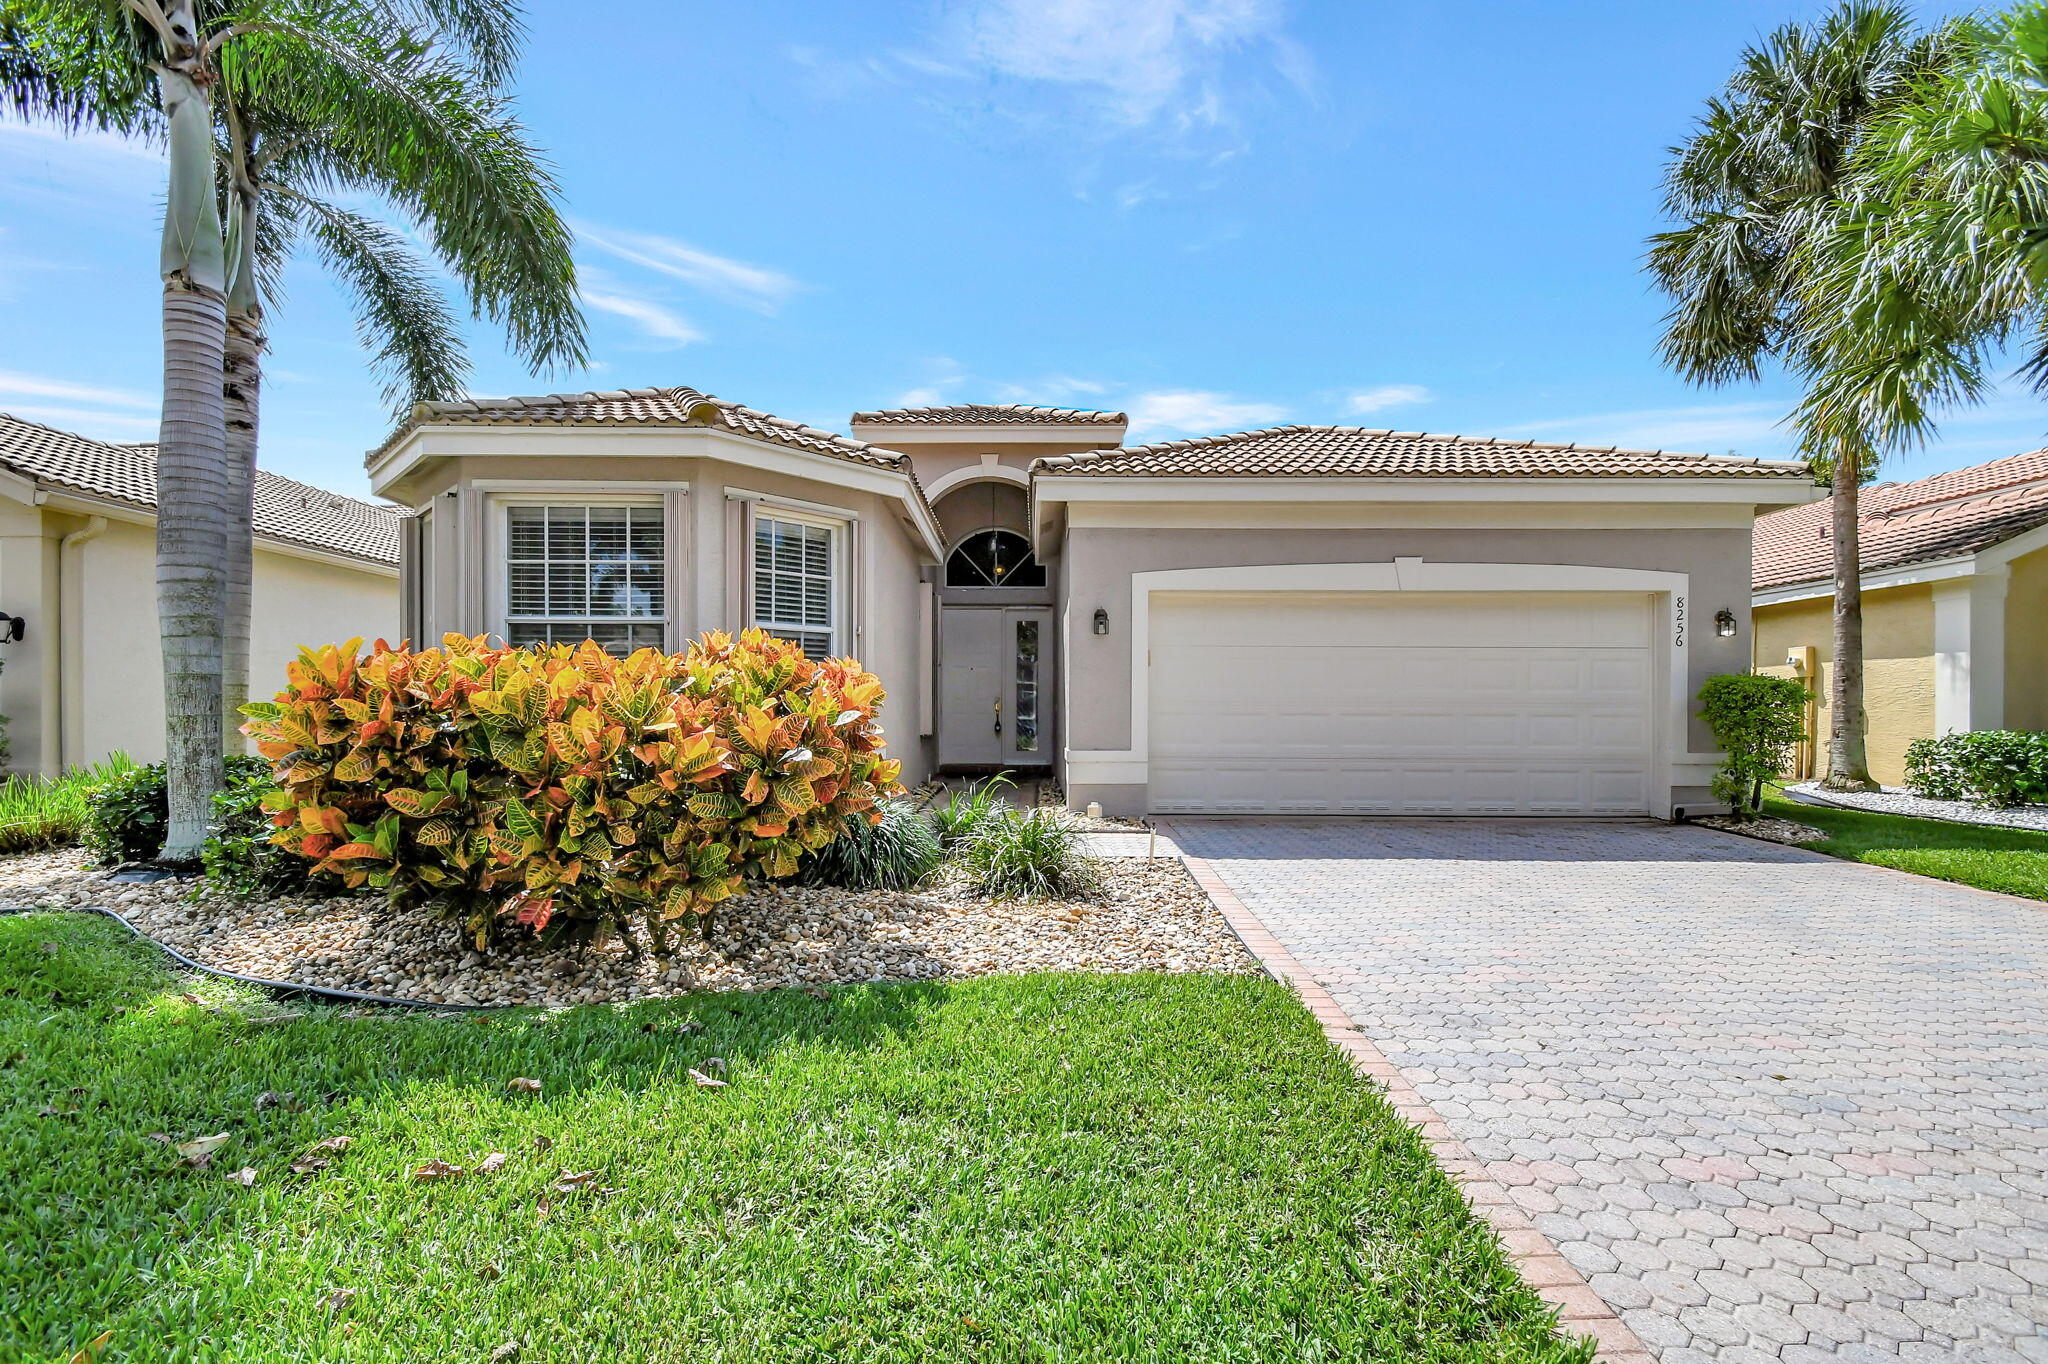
[241,629,903,950]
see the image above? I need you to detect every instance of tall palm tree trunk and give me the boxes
[221,157,264,752]
[220,305,261,750]
[1822,442,1876,791]
[153,1,231,861]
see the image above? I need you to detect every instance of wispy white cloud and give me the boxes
[940,0,1308,135]
[1128,388,1284,435]
[578,286,703,349]
[577,223,799,314]
[4,404,159,438]
[1344,384,1433,417]
[0,368,154,409]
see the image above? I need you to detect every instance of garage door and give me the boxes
[1148,591,1655,815]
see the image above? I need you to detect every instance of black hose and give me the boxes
[3,900,500,1012]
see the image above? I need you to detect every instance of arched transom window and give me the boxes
[945,529,1045,588]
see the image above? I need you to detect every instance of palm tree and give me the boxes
[5,2,582,856]
[212,4,583,739]
[1647,1,1961,792]
[6,0,239,858]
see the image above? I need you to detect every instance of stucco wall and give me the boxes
[2007,545,2048,732]
[1752,583,1934,786]
[934,481,1029,544]
[398,449,936,783]
[61,517,399,768]
[1059,522,1756,814]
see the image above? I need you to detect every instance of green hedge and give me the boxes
[1905,731,2048,808]
[1698,673,1811,818]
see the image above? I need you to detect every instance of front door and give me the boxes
[938,607,1051,768]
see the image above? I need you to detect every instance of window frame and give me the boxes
[748,503,848,659]
[944,526,1045,589]
[490,493,669,650]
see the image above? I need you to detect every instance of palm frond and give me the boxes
[292,192,472,408]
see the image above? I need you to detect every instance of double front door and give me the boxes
[938,606,1051,768]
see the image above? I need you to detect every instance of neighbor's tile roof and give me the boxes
[374,385,911,473]
[1753,449,2048,590]
[0,412,400,566]
[1036,425,1813,480]
[849,403,1128,426]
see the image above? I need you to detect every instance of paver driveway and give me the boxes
[1168,818,2048,1363]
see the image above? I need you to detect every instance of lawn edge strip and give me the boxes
[1153,819,1655,1364]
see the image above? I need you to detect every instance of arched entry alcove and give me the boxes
[930,478,1054,770]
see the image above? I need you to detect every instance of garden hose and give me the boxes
[2,900,501,1012]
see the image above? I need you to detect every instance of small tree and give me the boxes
[1699,674,1813,819]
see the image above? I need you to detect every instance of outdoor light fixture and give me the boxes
[1093,608,1110,636]
[1715,609,1738,638]
[0,613,22,643]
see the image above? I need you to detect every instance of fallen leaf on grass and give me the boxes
[290,1156,331,1175]
[64,1329,112,1363]
[321,1288,357,1313]
[175,1133,231,1168]
[476,1152,508,1174]
[676,1020,705,1035]
[532,1134,553,1153]
[412,1159,465,1181]
[476,1262,502,1281]
[688,1068,726,1089]
[306,1135,354,1154]
[701,1056,727,1073]
[39,941,57,955]
[254,1090,297,1112]
[506,1077,542,1095]
[490,1341,521,1362]
[226,1166,258,1187]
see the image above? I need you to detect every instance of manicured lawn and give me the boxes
[2,913,1585,1363]
[1764,792,2048,901]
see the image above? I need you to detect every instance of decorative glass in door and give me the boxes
[1014,619,1039,753]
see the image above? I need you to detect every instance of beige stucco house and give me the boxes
[0,413,401,776]
[1752,450,2048,785]
[371,386,1817,818]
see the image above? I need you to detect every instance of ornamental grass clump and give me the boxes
[958,807,1099,900]
[241,629,903,951]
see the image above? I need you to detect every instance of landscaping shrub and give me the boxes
[796,796,942,890]
[1698,673,1811,819]
[930,772,1015,849]
[83,755,267,865]
[201,764,340,897]
[957,807,1099,899]
[241,630,903,949]
[1905,730,2048,808]
[0,754,138,855]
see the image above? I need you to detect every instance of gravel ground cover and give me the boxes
[1784,779,2048,831]
[1689,812,1827,844]
[0,848,1252,1006]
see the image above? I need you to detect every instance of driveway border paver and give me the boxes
[1157,819,1656,1364]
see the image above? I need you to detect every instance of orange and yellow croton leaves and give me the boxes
[240,629,902,948]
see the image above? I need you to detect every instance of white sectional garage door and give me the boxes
[1148,591,1656,815]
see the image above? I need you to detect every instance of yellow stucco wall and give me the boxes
[2007,545,2048,732]
[1752,583,1934,785]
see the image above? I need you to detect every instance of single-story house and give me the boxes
[370,386,1817,818]
[1752,450,2048,785]
[0,413,402,776]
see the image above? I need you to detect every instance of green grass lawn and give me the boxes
[2,913,1585,1364]
[1764,791,2048,901]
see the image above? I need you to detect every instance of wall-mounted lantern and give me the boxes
[1092,608,1110,636]
[0,613,23,643]
[1714,608,1738,638]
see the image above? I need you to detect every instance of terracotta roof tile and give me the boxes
[0,412,399,566]
[850,403,1127,425]
[374,385,909,472]
[1036,425,1813,480]
[1753,449,2048,590]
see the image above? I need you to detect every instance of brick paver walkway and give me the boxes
[1170,818,2048,1363]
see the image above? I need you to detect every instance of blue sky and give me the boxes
[2,0,2038,499]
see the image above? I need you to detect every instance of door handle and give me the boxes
[993,697,1003,734]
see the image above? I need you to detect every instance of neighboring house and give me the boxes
[1752,451,2048,785]
[0,413,401,776]
[372,386,1816,818]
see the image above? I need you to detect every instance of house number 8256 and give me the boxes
[1674,595,1686,647]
